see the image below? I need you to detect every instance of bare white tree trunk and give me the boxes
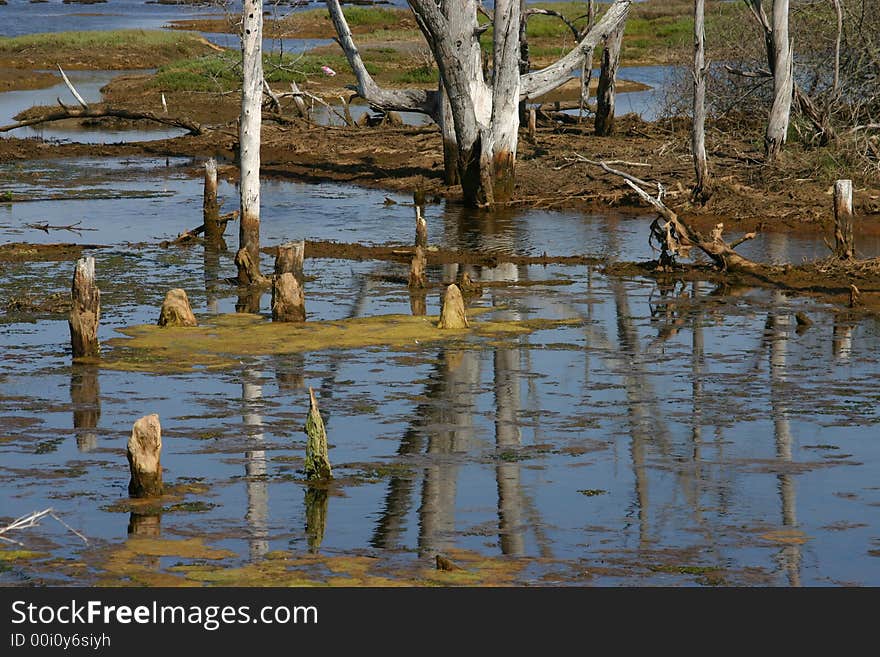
[692,0,710,201]
[239,0,263,281]
[765,0,793,161]
[328,0,630,207]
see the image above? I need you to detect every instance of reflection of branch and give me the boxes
[25,220,96,234]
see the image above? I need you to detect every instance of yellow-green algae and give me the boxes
[79,536,540,586]
[101,312,581,373]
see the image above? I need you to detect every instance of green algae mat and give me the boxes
[101,312,580,372]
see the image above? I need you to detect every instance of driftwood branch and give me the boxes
[588,159,763,273]
[0,106,203,135]
[57,64,89,110]
[0,508,88,546]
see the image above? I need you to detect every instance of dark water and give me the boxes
[1,157,879,586]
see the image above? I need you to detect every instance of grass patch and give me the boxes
[394,65,438,84]
[0,30,215,69]
[152,52,377,92]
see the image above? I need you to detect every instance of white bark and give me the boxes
[765,0,793,160]
[240,0,263,270]
[520,1,630,101]
[692,0,710,199]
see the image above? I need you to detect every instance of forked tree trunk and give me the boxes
[595,23,624,136]
[692,0,710,202]
[329,0,630,207]
[239,0,263,283]
[765,0,792,161]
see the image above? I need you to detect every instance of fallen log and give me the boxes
[0,105,203,135]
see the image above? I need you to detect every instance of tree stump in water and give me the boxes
[438,284,468,329]
[272,272,306,322]
[833,179,854,260]
[127,414,163,498]
[274,240,305,284]
[157,288,198,327]
[68,256,100,359]
[304,387,332,481]
[203,158,223,248]
[408,245,427,289]
[235,247,269,288]
[415,206,428,249]
[458,271,483,298]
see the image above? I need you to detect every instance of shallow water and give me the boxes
[1,157,879,586]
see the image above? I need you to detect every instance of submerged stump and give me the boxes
[408,245,427,289]
[157,288,198,327]
[68,256,100,359]
[415,207,428,249]
[127,414,163,498]
[438,284,468,329]
[203,158,223,248]
[235,247,269,288]
[272,272,306,322]
[304,387,332,481]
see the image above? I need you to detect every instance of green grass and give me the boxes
[340,6,409,27]
[394,65,438,84]
[152,52,380,92]
[0,29,198,52]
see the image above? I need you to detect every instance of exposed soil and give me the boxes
[0,68,58,92]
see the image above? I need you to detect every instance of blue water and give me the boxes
[1,158,879,586]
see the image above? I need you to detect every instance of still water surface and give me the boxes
[0,157,878,585]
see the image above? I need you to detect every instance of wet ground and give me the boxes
[1,156,879,586]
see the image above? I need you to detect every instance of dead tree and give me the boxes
[68,257,100,359]
[765,0,793,161]
[0,106,202,135]
[588,160,760,273]
[326,0,632,206]
[238,0,264,285]
[742,0,792,160]
[692,0,711,202]
[595,22,624,136]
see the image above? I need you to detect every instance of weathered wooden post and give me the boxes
[157,288,198,327]
[304,387,332,480]
[272,273,306,322]
[127,414,163,498]
[527,107,536,143]
[69,256,100,359]
[203,158,224,248]
[408,245,427,289]
[237,0,264,285]
[274,240,305,283]
[438,284,468,329]
[833,179,854,260]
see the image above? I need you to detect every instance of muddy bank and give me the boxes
[0,68,58,92]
